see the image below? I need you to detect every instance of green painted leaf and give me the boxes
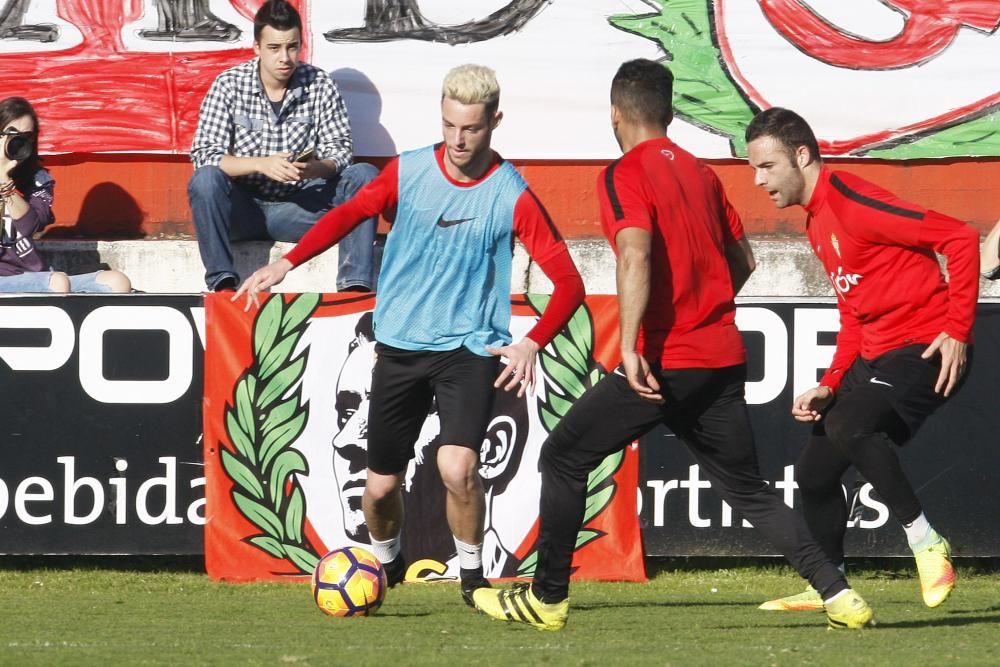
[259,334,298,382]
[220,449,264,501]
[260,411,307,471]
[260,396,300,436]
[588,450,624,488]
[525,292,550,318]
[539,405,561,433]
[248,535,286,559]
[224,409,254,463]
[551,332,588,376]
[285,545,320,574]
[281,293,320,336]
[284,485,306,544]
[268,449,308,507]
[565,304,594,350]
[863,109,1000,158]
[574,529,603,550]
[610,0,755,155]
[540,355,586,400]
[233,491,284,540]
[545,392,575,421]
[583,485,615,526]
[258,357,305,409]
[234,375,258,444]
[516,551,537,577]
[253,295,284,359]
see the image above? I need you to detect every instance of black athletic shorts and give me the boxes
[833,343,967,440]
[366,343,500,475]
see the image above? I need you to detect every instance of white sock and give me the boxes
[369,535,401,564]
[823,588,851,605]
[454,537,482,571]
[903,513,932,547]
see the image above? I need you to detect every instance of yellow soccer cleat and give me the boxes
[758,586,824,612]
[824,589,875,630]
[914,532,956,608]
[473,583,569,631]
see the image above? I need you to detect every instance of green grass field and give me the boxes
[1,559,997,666]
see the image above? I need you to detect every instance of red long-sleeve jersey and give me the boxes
[285,145,584,348]
[597,137,747,369]
[806,167,979,392]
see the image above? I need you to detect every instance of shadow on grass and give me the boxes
[574,599,765,611]
[864,613,1000,629]
[0,555,205,573]
[646,556,1000,577]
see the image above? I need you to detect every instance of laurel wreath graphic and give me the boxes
[516,294,624,577]
[220,293,321,574]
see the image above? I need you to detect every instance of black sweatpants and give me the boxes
[795,345,959,565]
[531,364,846,603]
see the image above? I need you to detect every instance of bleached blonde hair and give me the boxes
[441,64,500,115]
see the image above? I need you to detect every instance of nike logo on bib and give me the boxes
[437,215,476,228]
[869,378,894,387]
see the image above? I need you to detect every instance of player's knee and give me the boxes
[794,467,835,496]
[539,439,587,483]
[823,410,869,450]
[794,456,842,494]
[48,272,70,293]
[437,452,481,496]
[96,270,132,293]
[364,472,402,502]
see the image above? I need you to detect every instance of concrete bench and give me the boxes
[37,237,1000,298]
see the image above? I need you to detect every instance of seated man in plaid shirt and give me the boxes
[188,0,377,293]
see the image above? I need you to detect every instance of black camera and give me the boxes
[3,130,33,162]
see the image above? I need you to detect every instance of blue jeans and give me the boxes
[188,163,379,290]
[0,271,112,293]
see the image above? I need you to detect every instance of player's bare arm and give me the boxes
[615,226,662,403]
[791,385,834,422]
[981,218,1000,280]
[921,332,968,397]
[233,258,293,311]
[487,337,540,398]
[725,236,756,295]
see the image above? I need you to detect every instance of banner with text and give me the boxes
[4,296,997,559]
[639,302,1000,558]
[0,295,205,555]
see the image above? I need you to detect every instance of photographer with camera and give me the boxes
[0,97,131,293]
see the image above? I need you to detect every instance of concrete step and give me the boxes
[37,237,1000,297]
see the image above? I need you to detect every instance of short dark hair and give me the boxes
[254,0,302,42]
[745,107,820,161]
[610,59,674,127]
[0,96,41,188]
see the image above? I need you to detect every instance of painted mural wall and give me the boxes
[5,0,1000,159]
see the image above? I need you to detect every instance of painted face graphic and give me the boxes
[331,335,375,542]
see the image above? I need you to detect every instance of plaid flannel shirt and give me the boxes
[190,58,353,201]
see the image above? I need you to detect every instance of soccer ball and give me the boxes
[311,546,388,617]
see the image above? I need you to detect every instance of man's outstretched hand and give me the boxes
[232,258,293,311]
[487,338,540,398]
